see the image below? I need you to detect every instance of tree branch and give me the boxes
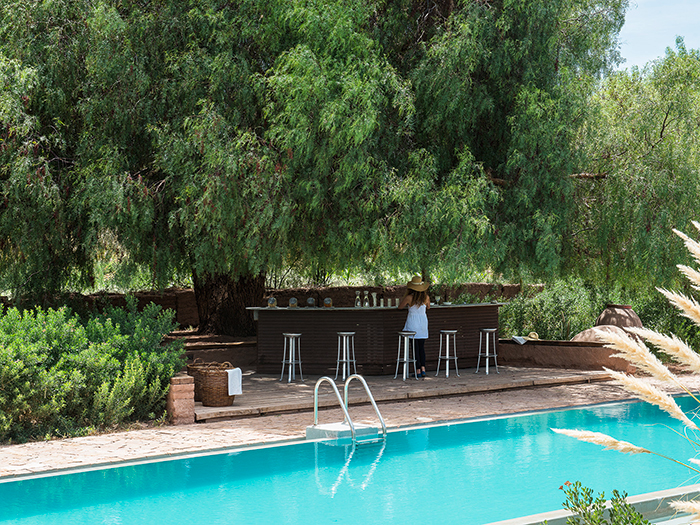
[569,172,607,179]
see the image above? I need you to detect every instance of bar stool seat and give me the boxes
[280,333,304,383]
[475,328,498,374]
[335,331,357,380]
[394,331,418,381]
[436,329,460,377]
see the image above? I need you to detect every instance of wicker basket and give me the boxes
[199,361,236,407]
[186,358,206,402]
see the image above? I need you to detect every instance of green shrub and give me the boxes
[499,278,606,340]
[495,276,700,349]
[0,297,184,443]
[560,481,649,524]
[629,289,700,353]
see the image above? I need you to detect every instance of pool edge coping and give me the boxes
[0,396,653,483]
[484,484,700,525]
[3,397,700,525]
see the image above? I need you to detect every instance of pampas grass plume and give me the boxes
[603,368,699,430]
[670,500,700,520]
[657,288,700,327]
[551,428,650,454]
[627,326,700,373]
[595,328,676,383]
[677,264,700,291]
[674,228,700,267]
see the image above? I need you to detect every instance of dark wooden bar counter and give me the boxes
[249,303,502,376]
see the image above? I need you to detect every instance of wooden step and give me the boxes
[168,330,258,369]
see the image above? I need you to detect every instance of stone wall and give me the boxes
[80,288,200,328]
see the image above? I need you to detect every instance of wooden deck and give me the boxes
[194,366,612,422]
[173,330,613,424]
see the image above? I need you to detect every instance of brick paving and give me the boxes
[3,367,700,480]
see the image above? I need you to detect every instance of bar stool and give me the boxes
[394,331,418,381]
[335,331,357,380]
[436,329,460,378]
[280,333,304,383]
[475,328,498,374]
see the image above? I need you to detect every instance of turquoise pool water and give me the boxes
[1,397,699,524]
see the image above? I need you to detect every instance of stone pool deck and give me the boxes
[3,366,700,480]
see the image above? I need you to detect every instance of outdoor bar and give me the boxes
[249,303,502,375]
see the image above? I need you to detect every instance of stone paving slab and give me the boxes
[3,367,700,481]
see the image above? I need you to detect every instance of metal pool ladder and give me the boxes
[306,374,387,444]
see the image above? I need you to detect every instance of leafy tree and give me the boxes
[407,0,628,278]
[568,40,700,289]
[0,37,91,299]
[0,0,629,334]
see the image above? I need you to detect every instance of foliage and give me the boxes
[628,288,700,355]
[560,481,649,525]
[0,0,630,333]
[407,0,628,279]
[0,298,184,443]
[499,273,700,346]
[552,225,700,524]
[499,278,609,340]
[567,41,700,290]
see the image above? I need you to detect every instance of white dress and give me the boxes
[403,303,428,339]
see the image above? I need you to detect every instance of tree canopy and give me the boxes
[0,0,630,334]
[567,40,700,288]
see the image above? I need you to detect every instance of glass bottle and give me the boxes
[363,291,370,307]
[355,291,362,308]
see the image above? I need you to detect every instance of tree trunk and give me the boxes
[193,271,265,336]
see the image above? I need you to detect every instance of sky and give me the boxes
[616,0,700,70]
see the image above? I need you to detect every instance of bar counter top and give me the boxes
[248,302,503,313]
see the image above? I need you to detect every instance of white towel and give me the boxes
[227,367,242,396]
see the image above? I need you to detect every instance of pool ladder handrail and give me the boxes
[344,374,387,440]
[312,374,387,443]
[313,377,357,441]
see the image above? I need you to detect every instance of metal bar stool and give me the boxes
[280,333,304,383]
[335,331,357,380]
[394,331,418,381]
[475,328,498,374]
[436,329,460,377]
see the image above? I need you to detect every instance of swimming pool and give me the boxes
[1,397,698,524]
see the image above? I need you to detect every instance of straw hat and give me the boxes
[525,332,539,340]
[406,276,429,292]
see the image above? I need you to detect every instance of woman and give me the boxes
[398,275,430,378]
